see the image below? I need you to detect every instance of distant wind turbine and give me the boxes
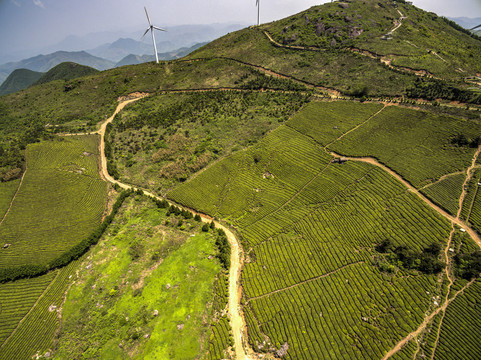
[142,6,166,64]
[256,0,260,26]
[471,24,481,31]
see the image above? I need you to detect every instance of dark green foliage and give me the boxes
[202,223,210,232]
[0,190,132,283]
[407,79,481,104]
[194,214,202,222]
[455,251,481,280]
[450,134,481,148]
[215,229,230,270]
[376,240,445,274]
[210,221,215,230]
[128,241,144,261]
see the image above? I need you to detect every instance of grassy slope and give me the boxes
[108,91,311,194]
[34,62,98,86]
[264,0,481,82]
[0,58,260,135]
[0,136,107,268]
[0,69,43,96]
[188,27,416,97]
[54,195,222,359]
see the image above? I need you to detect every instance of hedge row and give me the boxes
[0,190,132,283]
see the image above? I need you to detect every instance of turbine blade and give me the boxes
[141,28,150,40]
[471,24,481,30]
[256,0,259,6]
[144,6,152,26]
[153,26,167,32]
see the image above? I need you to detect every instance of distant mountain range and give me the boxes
[0,51,114,86]
[450,17,481,30]
[0,62,99,96]
[0,23,247,91]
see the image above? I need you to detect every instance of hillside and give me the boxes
[0,1,480,359]
[189,0,481,99]
[0,51,114,86]
[0,69,43,96]
[34,62,99,86]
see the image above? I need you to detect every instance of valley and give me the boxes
[0,0,480,359]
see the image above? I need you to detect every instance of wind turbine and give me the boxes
[471,24,481,31]
[256,0,260,26]
[142,6,166,64]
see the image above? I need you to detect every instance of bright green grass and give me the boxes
[0,179,19,220]
[421,173,465,216]
[169,120,453,358]
[54,195,222,359]
[0,136,107,268]
[433,279,481,360]
[286,100,384,145]
[329,106,481,188]
[0,261,78,360]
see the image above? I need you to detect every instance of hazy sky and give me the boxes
[0,0,480,58]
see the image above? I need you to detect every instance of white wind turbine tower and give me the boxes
[256,0,260,26]
[142,6,166,64]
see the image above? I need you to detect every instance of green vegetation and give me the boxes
[107,91,310,193]
[262,0,481,83]
[421,173,465,216]
[460,169,481,233]
[287,100,384,145]
[0,179,19,218]
[0,261,79,360]
[54,195,222,359]
[375,239,445,274]
[34,62,98,86]
[407,79,481,105]
[433,279,481,360]
[207,316,232,360]
[190,27,416,97]
[169,111,453,358]
[0,69,43,96]
[0,136,107,270]
[328,106,481,188]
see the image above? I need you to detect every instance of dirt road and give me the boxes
[97,94,251,360]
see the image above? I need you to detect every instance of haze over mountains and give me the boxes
[0,22,246,87]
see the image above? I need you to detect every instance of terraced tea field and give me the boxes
[0,261,78,359]
[169,100,480,359]
[0,135,107,268]
[0,179,20,220]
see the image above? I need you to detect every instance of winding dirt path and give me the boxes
[329,152,481,247]
[96,94,251,359]
[379,144,481,359]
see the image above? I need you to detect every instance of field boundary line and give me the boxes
[246,261,365,303]
[0,156,27,227]
[419,170,466,190]
[382,277,477,360]
[324,104,387,148]
[0,270,60,351]
[465,175,480,224]
[329,152,481,247]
